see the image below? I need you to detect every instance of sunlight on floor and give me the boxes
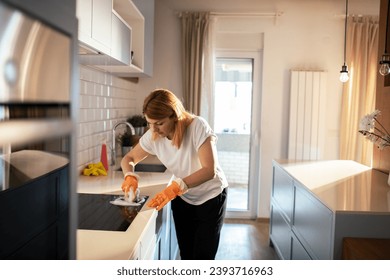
[216,219,278,260]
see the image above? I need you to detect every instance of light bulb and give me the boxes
[339,72,349,83]
[339,64,349,83]
[379,62,390,76]
[379,54,390,76]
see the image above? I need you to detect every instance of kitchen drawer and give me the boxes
[291,232,312,260]
[293,185,333,259]
[270,204,291,260]
[272,165,294,222]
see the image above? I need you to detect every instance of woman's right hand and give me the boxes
[121,172,139,193]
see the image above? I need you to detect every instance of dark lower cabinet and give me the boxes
[0,166,69,259]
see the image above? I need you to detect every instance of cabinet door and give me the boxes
[142,234,156,260]
[291,232,311,260]
[0,167,69,259]
[293,185,333,259]
[0,174,57,258]
[91,0,111,51]
[111,13,131,65]
[77,0,111,54]
[139,210,157,259]
[77,0,92,39]
[269,204,291,260]
[272,165,294,223]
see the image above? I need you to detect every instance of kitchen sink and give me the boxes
[116,163,167,173]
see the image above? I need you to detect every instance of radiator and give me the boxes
[288,70,327,160]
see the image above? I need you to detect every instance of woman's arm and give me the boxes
[120,143,150,175]
[182,136,217,188]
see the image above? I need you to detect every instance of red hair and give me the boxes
[143,89,194,148]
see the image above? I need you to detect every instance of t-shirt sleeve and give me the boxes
[139,129,156,155]
[193,117,217,151]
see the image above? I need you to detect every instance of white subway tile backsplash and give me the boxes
[77,65,139,172]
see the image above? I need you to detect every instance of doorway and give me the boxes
[213,51,262,219]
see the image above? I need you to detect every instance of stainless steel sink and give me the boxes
[116,163,167,173]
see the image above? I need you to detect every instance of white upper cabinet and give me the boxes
[77,0,112,55]
[77,0,154,77]
[111,12,131,65]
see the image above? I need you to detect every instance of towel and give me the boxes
[82,162,107,176]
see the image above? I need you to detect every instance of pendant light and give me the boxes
[340,0,349,83]
[379,0,390,76]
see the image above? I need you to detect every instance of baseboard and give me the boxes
[256,217,270,223]
[224,217,270,223]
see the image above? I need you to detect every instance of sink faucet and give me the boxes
[111,121,135,166]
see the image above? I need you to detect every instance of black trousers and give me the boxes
[171,188,227,260]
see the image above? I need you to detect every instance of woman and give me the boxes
[120,88,228,260]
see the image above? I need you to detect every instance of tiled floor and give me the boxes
[216,219,278,260]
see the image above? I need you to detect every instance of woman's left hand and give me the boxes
[147,180,187,210]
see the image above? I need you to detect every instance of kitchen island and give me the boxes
[270,159,390,260]
[77,168,173,260]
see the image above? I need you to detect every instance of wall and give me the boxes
[135,0,380,218]
[374,0,390,173]
[77,66,139,172]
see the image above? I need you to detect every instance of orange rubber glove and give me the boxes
[121,172,139,194]
[147,179,188,211]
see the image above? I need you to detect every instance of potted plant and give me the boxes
[127,115,147,136]
[118,131,135,156]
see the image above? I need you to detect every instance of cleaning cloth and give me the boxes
[82,162,107,176]
[110,195,146,206]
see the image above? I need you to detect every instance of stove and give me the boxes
[78,193,148,231]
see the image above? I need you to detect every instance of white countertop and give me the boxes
[274,159,390,213]
[78,168,172,195]
[77,168,172,260]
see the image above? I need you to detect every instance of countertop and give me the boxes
[273,159,390,214]
[77,167,172,260]
[0,150,69,192]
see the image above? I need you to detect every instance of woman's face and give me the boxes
[145,115,176,139]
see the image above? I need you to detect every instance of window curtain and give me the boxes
[339,16,379,166]
[180,12,212,116]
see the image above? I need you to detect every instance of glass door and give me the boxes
[214,51,262,219]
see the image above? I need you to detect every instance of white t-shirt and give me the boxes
[139,116,228,205]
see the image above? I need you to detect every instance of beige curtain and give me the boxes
[339,16,379,166]
[180,12,211,115]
